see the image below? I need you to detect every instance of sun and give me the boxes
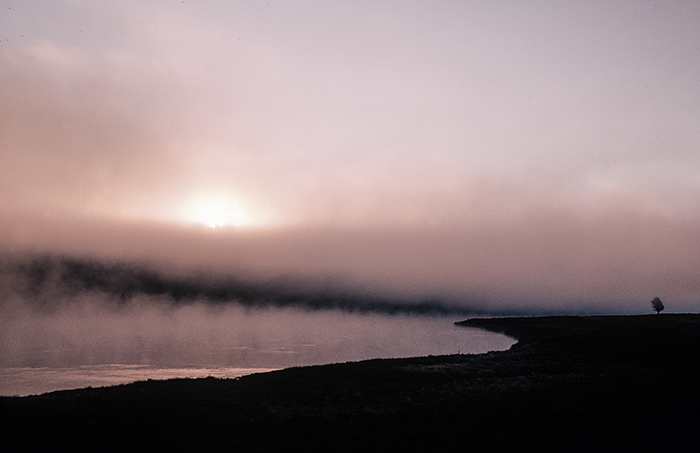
[181,192,259,229]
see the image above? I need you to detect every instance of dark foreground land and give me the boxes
[2,314,699,452]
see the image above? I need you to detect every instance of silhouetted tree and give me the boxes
[651,297,664,314]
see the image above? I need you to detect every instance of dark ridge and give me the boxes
[3,253,259,303]
[2,314,699,451]
[1,252,497,316]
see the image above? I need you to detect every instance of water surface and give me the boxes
[1,304,514,396]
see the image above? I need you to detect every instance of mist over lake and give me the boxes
[1,300,513,370]
[0,254,515,395]
[0,300,514,396]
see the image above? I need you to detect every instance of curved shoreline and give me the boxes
[2,314,699,451]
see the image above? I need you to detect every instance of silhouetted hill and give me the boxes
[1,253,488,316]
[2,314,699,452]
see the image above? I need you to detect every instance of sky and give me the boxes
[1,0,699,314]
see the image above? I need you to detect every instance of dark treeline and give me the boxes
[0,253,499,317]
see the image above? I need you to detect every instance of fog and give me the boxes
[0,248,515,374]
[1,206,695,394]
[2,207,699,316]
[0,297,513,370]
[1,1,699,329]
[0,269,510,368]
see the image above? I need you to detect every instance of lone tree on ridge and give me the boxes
[651,297,664,314]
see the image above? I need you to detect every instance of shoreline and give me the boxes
[2,314,699,451]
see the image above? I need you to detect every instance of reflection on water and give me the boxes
[0,365,277,397]
[0,303,514,396]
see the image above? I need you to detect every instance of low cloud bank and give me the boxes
[2,205,699,316]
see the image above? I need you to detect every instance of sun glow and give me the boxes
[181,192,260,229]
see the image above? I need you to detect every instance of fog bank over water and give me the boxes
[1,248,518,396]
[2,209,699,315]
[0,299,512,370]
[0,292,516,396]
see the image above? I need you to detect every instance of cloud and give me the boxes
[3,1,700,228]
[0,40,188,218]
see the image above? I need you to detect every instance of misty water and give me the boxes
[0,300,514,397]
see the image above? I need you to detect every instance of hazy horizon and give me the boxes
[2,1,699,315]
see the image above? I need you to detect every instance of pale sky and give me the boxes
[1,1,699,313]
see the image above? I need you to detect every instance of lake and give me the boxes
[0,303,515,396]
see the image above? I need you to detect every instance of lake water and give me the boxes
[0,304,515,396]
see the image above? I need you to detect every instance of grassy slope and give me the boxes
[2,314,699,452]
